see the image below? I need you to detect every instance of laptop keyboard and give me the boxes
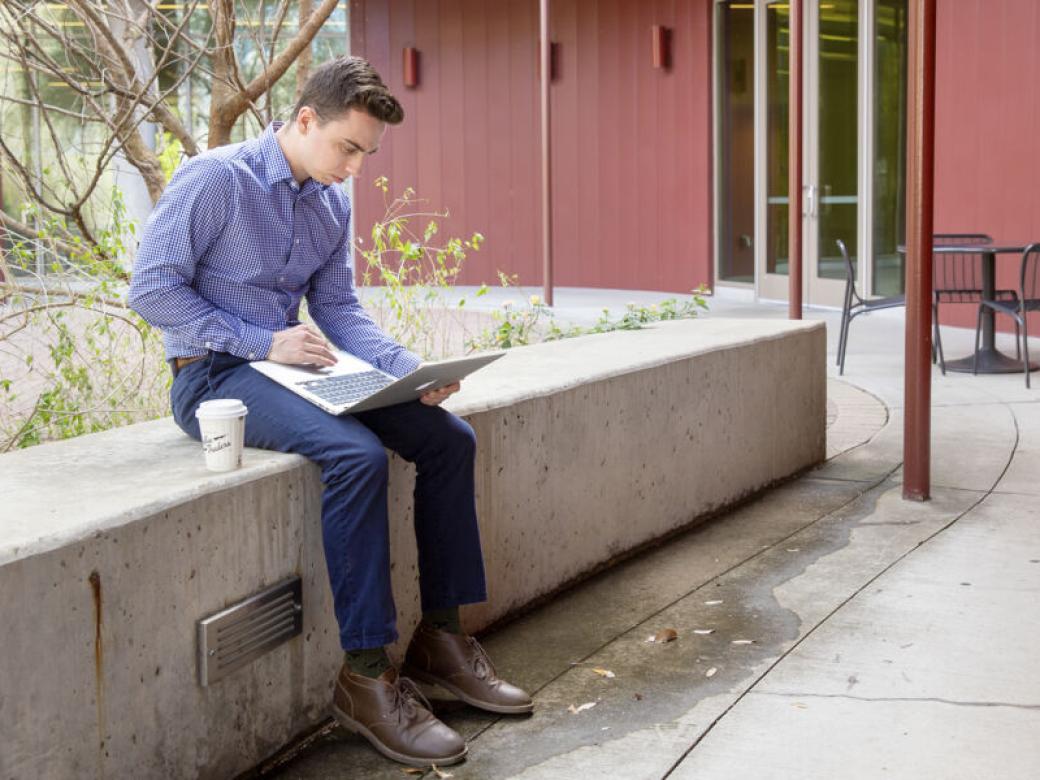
[298,370,395,406]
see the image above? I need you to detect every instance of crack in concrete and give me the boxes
[857,519,923,526]
[752,690,1040,711]
[387,387,904,778]
[259,378,1032,778]
[657,399,1024,779]
[808,476,886,485]
[435,475,904,779]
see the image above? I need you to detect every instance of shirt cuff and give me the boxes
[233,323,274,361]
[387,348,423,377]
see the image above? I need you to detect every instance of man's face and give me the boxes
[294,106,385,186]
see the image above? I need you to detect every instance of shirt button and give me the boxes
[294,238,300,245]
[278,276,286,283]
[205,341,213,349]
[248,352,256,360]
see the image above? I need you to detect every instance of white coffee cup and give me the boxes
[195,399,249,472]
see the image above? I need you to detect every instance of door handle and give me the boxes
[803,185,817,218]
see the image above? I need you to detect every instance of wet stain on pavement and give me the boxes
[438,481,903,778]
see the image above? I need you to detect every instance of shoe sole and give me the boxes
[401,664,535,715]
[331,703,468,768]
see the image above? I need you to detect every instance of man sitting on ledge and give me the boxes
[128,55,532,768]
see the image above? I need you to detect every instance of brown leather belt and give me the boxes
[173,355,207,372]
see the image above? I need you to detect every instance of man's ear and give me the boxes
[296,106,318,134]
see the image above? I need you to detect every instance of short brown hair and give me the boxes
[292,56,403,125]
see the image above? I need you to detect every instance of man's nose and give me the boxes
[344,153,363,178]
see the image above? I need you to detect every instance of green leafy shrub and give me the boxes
[467,289,711,352]
[355,177,487,359]
[1,178,710,450]
[1,191,167,450]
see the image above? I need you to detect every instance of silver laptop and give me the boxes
[250,349,504,415]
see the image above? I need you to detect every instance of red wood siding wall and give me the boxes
[350,0,714,292]
[935,0,1040,331]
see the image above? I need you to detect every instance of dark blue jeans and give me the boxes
[170,351,487,650]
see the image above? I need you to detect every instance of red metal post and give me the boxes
[903,0,936,501]
[539,0,554,306]
[788,0,803,319]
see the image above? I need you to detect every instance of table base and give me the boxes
[943,347,1039,374]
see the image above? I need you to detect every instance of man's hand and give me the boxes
[420,381,461,406]
[267,324,338,367]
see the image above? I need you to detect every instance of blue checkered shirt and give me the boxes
[128,123,421,377]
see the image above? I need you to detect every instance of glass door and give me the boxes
[715,1,756,285]
[716,0,908,306]
[871,0,908,296]
[753,0,793,301]
[805,0,861,306]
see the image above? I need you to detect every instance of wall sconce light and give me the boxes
[403,47,420,88]
[537,41,561,81]
[652,25,672,70]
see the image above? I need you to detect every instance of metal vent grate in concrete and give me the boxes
[197,577,303,686]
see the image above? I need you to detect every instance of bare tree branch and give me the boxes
[0,281,132,315]
[0,211,82,259]
[239,0,339,103]
[295,0,315,104]
[70,0,200,157]
[269,0,295,58]
[0,93,105,122]
[1,0,344,251]
[0,0,346,449]
[207,0,340,147]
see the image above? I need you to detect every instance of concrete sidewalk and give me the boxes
[255,293,1040,780]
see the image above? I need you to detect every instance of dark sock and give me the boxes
[424,606,462,634]
[344,647,391,679]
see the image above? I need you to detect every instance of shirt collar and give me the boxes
[260,122,332,196]
[259,122,296,187]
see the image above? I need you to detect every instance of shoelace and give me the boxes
[465,637,497,681]
[392,675,433,723]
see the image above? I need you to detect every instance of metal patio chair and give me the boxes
[973,242,1040,388]
[933,233,1019,374]
[836,239,905,375]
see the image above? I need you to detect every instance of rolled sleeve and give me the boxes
[307,201,421,377]
[129,157,274,359]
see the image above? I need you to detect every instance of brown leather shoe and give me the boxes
[402,622,534,715]
[332,664,467,767]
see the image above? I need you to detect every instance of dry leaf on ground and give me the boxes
[592,667,616,678]
[401,770,424,777]
[568,702,597,714]
[431,766,455,779]
[706,667,718,678]
[731,639,755,645]
[693,629,715,635]
[704,600,723,606]
[634,692,644,701]
[649,628,679,644]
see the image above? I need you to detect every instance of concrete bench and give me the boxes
[0,318,825,779]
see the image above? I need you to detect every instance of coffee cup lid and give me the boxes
[196,398,248,419]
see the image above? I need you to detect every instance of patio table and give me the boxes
[900,241,1038,374]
